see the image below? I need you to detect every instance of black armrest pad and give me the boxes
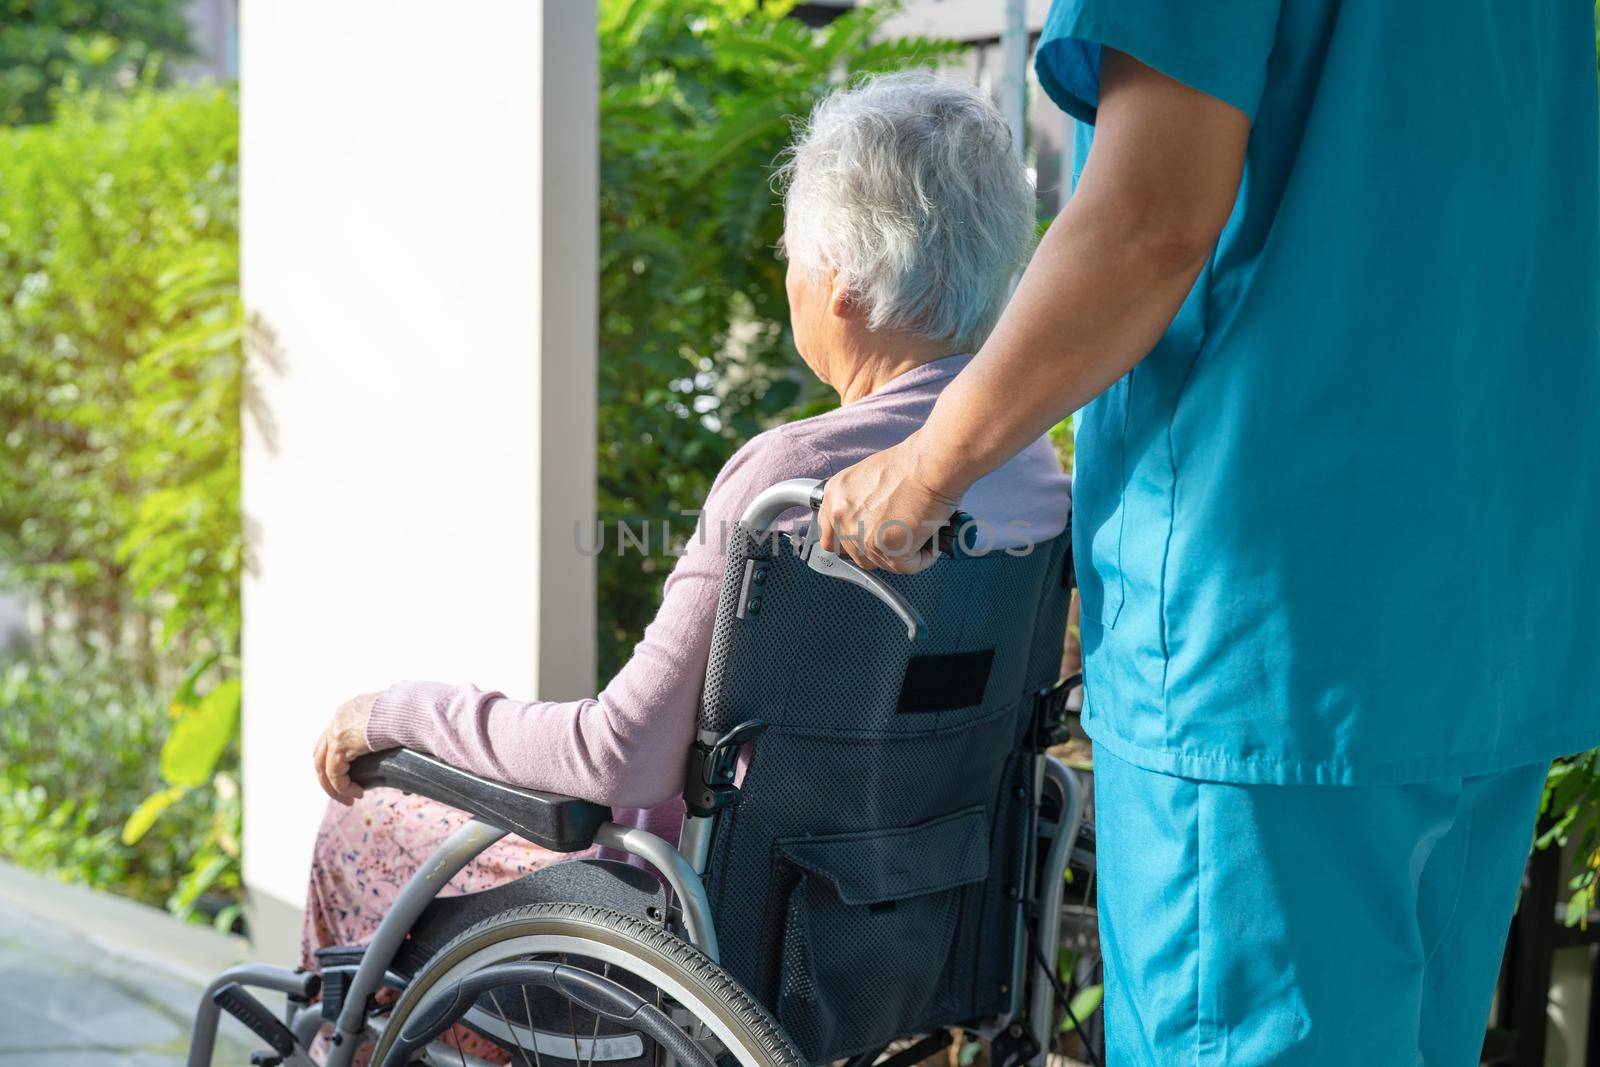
[349,749,612,853]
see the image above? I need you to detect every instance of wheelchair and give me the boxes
[187,477,1087,1067]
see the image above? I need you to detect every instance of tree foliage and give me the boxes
[0,0,193,125]
[0,87,241,668]
[0,86,242,922]
[596,0,959,676]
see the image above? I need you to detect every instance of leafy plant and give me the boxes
[122,661,242,927]
[1058,985,1104,1034]
[595,0,960,677]
[0,655,234,916]
[1540,754,1600,927]
[0,84,242,923]
[0,86,240,672]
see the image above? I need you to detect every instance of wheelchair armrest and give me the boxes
[348,749,612,853]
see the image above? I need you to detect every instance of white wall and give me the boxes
[239,0,596,942]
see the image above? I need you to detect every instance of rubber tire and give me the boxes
[371,902,805,1067]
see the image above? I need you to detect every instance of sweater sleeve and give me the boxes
[365,430,832,809]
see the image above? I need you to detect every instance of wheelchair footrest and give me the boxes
[212,982,296,1059]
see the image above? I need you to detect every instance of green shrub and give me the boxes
[0,86,241,671]
[0,656,238,920]
[0,85,242,923]
[596,0,958,677]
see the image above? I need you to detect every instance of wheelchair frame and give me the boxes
[186,480,1086,1067]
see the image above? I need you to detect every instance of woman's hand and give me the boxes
[312,693,379,805]
[817,433,963,574]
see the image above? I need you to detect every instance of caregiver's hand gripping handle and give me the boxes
[740,477,957,641]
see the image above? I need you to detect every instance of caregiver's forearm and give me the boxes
[912,206,1205,491]
[912,51,1249,495]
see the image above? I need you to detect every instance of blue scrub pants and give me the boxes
[1092,748,1548,1065]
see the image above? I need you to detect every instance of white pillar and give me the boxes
[238,0,596,958]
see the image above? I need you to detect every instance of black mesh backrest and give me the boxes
[697,523,1073,1062]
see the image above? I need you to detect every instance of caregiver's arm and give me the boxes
[817,51,1250,571]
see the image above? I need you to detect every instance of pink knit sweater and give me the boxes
[367,355,1071,841]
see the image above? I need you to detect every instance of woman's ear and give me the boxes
[829,274,857,319]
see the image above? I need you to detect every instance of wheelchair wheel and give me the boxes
[371,902,803,1067]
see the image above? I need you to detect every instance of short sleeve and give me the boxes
[1034,0,1282,125]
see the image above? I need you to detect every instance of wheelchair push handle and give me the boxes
[738,477,965,642]
[737,476,831,532]
[738,477,967,551]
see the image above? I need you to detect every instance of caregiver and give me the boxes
[817,2,1600,1064]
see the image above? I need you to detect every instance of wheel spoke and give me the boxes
[582,964,607,1067]
[522,985,544,1067]
[489,989,534,1067]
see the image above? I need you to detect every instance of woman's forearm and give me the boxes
[368,681,695,809]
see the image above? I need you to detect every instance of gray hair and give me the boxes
[777,71,1036,352]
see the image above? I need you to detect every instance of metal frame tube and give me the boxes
[999,0,1028,163]
[595,822,717,962]
[1027,755,1086,1063]
[290,1005,324,1050]
[738,477,821,531]
[325,819,508,1066]
[1002,750,1051,1026]
[676,814,714,875]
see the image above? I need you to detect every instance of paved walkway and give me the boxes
[0,866,254,1065]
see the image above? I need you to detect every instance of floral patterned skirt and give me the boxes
[300,788,594,1063]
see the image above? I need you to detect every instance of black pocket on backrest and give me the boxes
[773,806,990,1061]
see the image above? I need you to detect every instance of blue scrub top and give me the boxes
[1036,0,1600,784]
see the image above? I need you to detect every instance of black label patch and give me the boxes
[896,650,995,714]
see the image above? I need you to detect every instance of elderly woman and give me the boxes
[302,71,1071,1006]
